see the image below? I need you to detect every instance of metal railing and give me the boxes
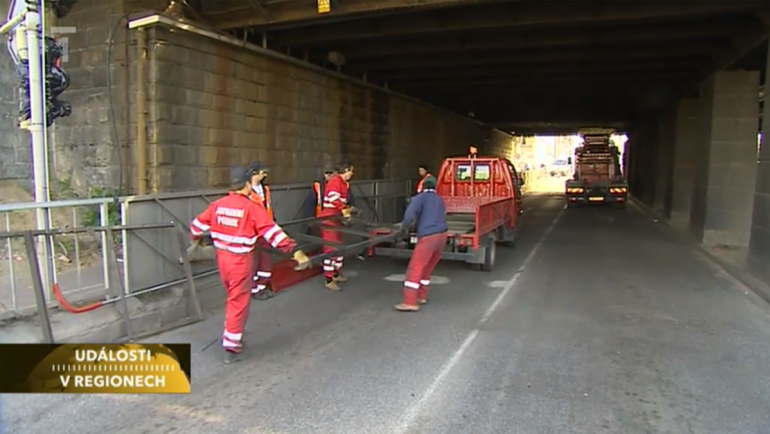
[0,198,115,319]
[0,222,202,342]
[0,173,556,321]
[0,178,413,320]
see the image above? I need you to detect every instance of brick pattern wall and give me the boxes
[0,0,515,194]
[35,0,169,194]
[144,26,514,191]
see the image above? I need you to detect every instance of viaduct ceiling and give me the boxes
[191,0,770,134]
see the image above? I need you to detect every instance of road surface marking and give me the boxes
[394,329,479,432]
[393,204,566,434]
[480,205,565,324]
[384,274,450,285]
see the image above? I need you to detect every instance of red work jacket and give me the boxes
[190,192,294,254]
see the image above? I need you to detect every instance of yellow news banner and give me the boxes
[0,343,191,394]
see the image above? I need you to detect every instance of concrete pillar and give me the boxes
[749,43,770,277]
[653,111,676,215]
[690,71,759,245]
[635,124,658,207]
[669,99,700,231]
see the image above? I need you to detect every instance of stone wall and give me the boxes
[0,0,514,194]
[0,0,29,185]
[143,25,513,191]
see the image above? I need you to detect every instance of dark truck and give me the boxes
[565,128,628,206]
[368,153,522,271]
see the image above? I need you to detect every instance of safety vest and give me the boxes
[251,184,273,220]
[416,174,432,193]
[313,181,322,217]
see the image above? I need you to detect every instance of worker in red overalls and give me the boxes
[318,161,355,291]
[190,166,311,364]
[395,176,448,312]
[247,161,276,301]
[416,164,435,194]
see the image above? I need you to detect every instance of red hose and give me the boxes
[52,283,104,314]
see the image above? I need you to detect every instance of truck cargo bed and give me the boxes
[446,213,476,235]
[370,215,476,236]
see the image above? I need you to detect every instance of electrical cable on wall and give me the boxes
[106,12,132,201]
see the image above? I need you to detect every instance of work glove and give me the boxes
[341,207,352,219]
[348,206,359,216]
[292,250,312,271]
[395,223,409,242]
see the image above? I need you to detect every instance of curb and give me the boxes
[628,197,770,308]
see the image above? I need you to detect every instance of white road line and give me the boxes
[393,329,479,432]
[393,204,567,434]
[480,204,566,324]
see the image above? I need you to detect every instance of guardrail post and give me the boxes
[99,202,111,292]
[103,227,135,340]
[174,221,202,321]
[23,231,54,343]
[120,202,131,295]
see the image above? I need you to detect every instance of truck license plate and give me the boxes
[410,236,417,244]
[589,197,604,202]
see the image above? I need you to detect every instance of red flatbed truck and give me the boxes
[368,153,522,271]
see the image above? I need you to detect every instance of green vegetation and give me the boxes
[54,179,121,228]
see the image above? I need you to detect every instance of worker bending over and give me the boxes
[190,166,311,364]
[318,161,355,291]
[247,161,276,301]
[395,176,448,312]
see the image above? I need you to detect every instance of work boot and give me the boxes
[394,303,420,312]
[397,288,420,311]
[333,273,348,283]
[222,350,245,364]
[325,280,341,292]
[251,287,274,301]
[417,287,429,303]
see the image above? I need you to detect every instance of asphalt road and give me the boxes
[4,190,770,434]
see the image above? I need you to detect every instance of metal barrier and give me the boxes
[3,174,565,323]
[0,222,202,342]
[120,178,412,296]
[0,198,116,319]
[0,178,412,320]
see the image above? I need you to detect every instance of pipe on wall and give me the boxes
[136,27,148,195]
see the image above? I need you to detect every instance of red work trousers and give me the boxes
[403,232,446,305]
[320,220,344,279]
[252,239,273,294]
[217,251,255,353]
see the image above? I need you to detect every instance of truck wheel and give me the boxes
[481,237,496,272]
[496,227,516,248]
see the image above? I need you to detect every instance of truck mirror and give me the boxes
[567,157,572,164]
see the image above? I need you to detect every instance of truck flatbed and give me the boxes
[368,154,522,271]
[371,214,477,236]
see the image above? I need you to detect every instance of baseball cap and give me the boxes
[248,161,269,175]
[422,176,437,190]
[230,166,250,186]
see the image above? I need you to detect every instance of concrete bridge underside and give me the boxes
[3,2,770,432]
[45,0,769,281]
